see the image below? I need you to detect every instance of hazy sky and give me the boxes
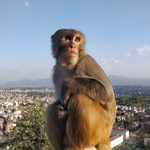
[0,0,150,83]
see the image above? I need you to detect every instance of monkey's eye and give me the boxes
[65,35,71,41]
[75,37,81,42]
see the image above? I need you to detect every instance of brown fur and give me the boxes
[46,29,116,150]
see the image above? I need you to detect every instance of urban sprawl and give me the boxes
[0,86,150,149]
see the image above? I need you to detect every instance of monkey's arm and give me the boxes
[61,76,108,103]
[78,55,114,100]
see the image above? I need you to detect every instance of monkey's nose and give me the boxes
[70,45,76,49]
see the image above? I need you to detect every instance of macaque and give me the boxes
[46,29,116,150]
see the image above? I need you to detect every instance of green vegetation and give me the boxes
[116,95,150,108]
[4,101,52,150]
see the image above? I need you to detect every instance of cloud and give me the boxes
[23,1,30,8]
[124,45,150,56]
[124,52,132,56]
[134,45,150,55]
[136,69,141,73]
[100,58,122,64]
[99,58,122,71]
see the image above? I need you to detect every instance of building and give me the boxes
[0,118,4,130]
[110,134,123,148]
[141,121,150,130]
[132,121,140,130]
[144,138,150,146]
[111,127,129,140]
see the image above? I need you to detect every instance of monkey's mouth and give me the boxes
[67,51,77,57]
[70,50,78,55]
[70,51,77,54]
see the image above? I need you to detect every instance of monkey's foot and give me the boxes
[55,104,68,120]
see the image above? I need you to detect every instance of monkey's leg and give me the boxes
[65,94,115,150]
[46,101,66,150]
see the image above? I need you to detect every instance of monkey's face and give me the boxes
[51,29,86,61]
[60,33,82,59]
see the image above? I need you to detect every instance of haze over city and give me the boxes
[0,0,150,83]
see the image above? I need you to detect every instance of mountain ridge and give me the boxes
[0,75,150,88]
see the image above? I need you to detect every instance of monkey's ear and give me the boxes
[51,29,67,59]
[51,34,60,59]
[51,36,59,59]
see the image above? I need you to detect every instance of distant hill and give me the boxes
[0,76,150,88]
[109,75,150,86]
[0,79,53,88]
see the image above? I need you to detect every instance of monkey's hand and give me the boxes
[54,104,68,121]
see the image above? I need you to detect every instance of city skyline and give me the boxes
[0,0,150,83]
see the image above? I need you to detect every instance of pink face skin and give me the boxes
[61,34,82,58]
[57,33,83,70]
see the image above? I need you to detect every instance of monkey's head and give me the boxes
[51,29,86,69]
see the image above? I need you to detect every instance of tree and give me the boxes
[6,101,52,150]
